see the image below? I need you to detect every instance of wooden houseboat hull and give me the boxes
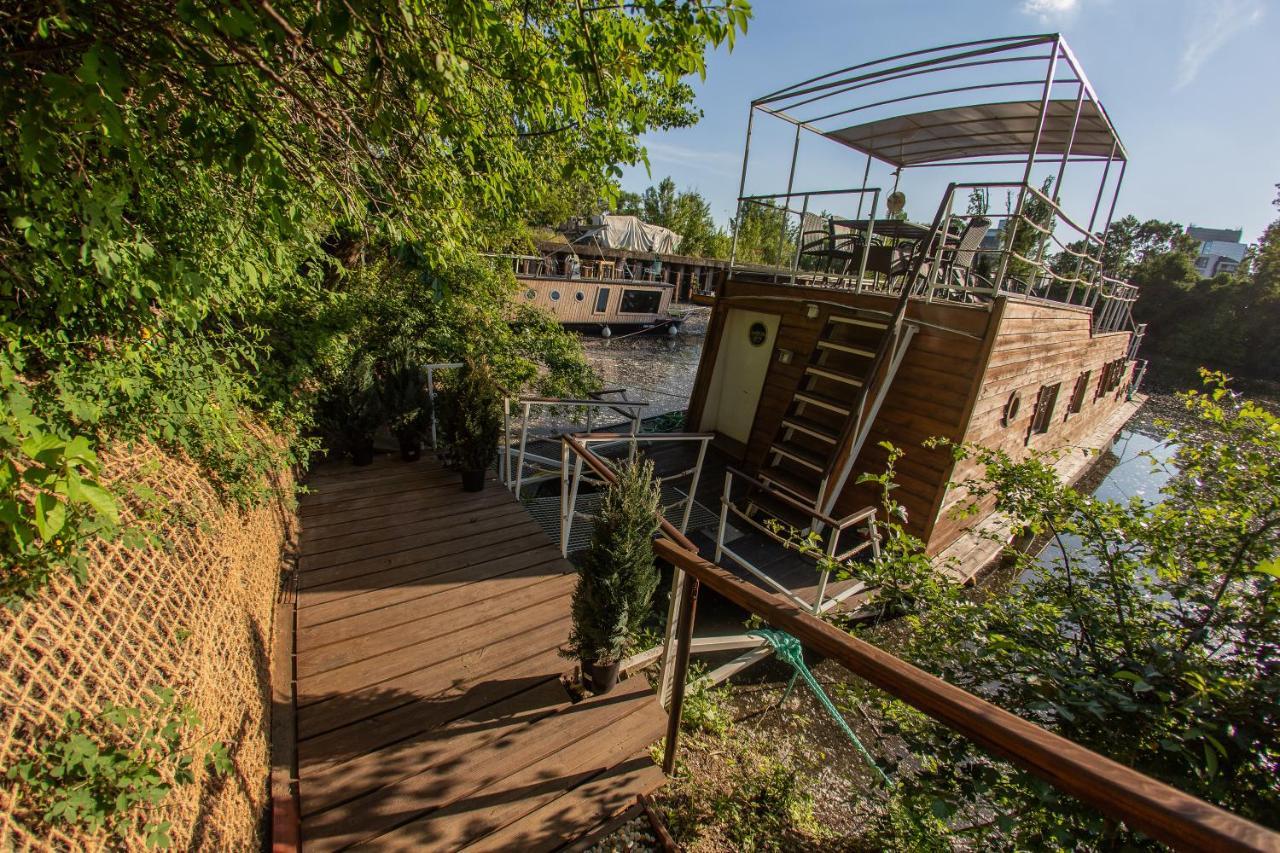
[686,277,1138,578]
[517,275,680,335]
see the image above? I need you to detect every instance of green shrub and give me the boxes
[566,459,661,664]
[439,359,504,472]
[6,688,229,848]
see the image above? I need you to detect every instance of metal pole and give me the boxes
[790,194,810,285]
[715,471,732,563]
[777,124,803,281]
[728,106,756,269]
[994,38,1060,291]
[560,439,570,557]
[1097,158,1127,269]
[566,453,583,552]
[681,439,709,534]
[855,152,872,219]
[661,571,700,775]
[856,191,878,292]
[514,401,531,498]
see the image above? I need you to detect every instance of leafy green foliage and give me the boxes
[662,743,822,853]
[869,374,1280,847]
[438,359,504,472]
[378,339,432,447]
[731,200,796,267]
[680,661,735,738]
[0,0,748,600]
[6,688,230,848]
[567,459,661,664]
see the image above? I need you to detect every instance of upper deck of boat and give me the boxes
[276,454,667,851]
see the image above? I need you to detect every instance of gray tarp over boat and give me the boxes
[571,214,683,254]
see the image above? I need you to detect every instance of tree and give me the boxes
[0,1,750,602]
[616,177,730,258]
[862,375,1279,848]
[730,199,795,266]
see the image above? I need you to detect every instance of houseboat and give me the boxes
[499,214,730,335]
[684,33,1145,584]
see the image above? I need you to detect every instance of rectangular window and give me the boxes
[1030,382,1060,436]
[619,288,661,314]
[1068,371,1090,415]
[594,288,610,314]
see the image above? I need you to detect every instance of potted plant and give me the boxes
[380,340,431,462]
[565,459,662,693]
[440,359,503,491]
[319,352,384,465]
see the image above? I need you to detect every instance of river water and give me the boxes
[579,321,1181,523]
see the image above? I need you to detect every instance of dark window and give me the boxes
[550,289,561,301]
[619,289,661,314]
[575,291,585,302]
[594,288,610,313]
[1030,383,1060,436]
[524,288,536,300]
[1068,371,1090,415]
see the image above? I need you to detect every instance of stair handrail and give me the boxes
[816,183,957,513]
[655,537,1280,853]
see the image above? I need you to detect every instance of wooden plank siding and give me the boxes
[931,298,1134,555]
[687,280,1138,563]
[286,455,667,851]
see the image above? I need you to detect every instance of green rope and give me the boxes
[749,628,891,786]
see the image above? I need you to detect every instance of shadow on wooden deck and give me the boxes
[282,453,666,851]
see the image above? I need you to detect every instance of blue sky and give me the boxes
[621,0,1280,244]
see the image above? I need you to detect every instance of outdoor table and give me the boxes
[831,218,935,243]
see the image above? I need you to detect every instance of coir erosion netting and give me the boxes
[0,441,296,850]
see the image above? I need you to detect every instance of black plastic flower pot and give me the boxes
[461,468,486,492]
[398,435,422,462]
[351,440,375,466]
[588,660,621,695]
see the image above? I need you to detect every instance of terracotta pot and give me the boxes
[351,440,375,466]
[398,435,422,462]
[461,468,486,492]
[588,660,621,694]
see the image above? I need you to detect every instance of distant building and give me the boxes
[1187,226,1247,277]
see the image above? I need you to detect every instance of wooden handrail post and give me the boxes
[661,571,700,775]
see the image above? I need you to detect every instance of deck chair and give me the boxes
[943,217,991,288]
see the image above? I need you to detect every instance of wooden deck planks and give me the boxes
[291,454,666,851]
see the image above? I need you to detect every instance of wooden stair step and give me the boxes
[816,339,876,358]
[805,364,864,387]
[794,389,851,415]
[781,414,838,444]
[769,440,827,472]
[828,314,889,330]
[758,466,819,504]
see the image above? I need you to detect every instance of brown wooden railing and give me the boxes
[652,538,1280,853]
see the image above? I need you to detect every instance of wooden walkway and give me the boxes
[286,454,667,851]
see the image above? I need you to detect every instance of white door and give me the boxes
[699,309,779,444]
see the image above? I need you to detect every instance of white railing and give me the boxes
[502,392,648,498]
[558,431,714,558]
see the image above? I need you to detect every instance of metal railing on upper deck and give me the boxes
[486,251,719,291]
[727,181,1141,336]
[653,537,1280,852]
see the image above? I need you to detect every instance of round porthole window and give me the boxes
[748,321,768,347]
[575,291,585,302]
[550,290,561,301]
[1002,390,1022,427]
[524,289,536,300]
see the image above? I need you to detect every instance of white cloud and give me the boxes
[1175,0,1264,90]
[1021,0,1079,20]
[641,140,738,176]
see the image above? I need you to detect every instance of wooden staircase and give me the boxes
[754,312,892,520]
